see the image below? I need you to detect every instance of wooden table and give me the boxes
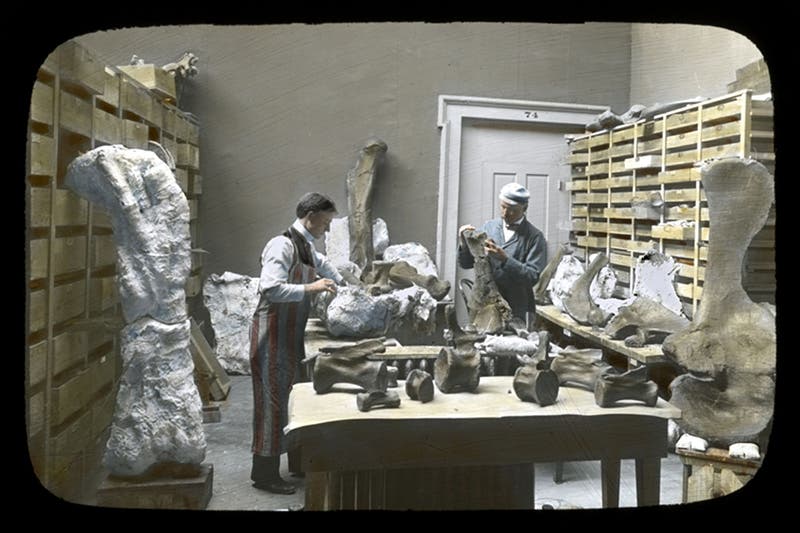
[536,305,668,366]
[285,376,681,510]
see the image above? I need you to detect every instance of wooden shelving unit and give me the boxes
[566,90,775,317]
[25,40,203,501]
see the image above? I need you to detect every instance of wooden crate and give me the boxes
[174,167,189,193]
[117,64,176,101]
[176,142,200,169]
[97,67,120,109]
[123,119,148,149]
[59,91,92,137]
[93,108,122,145]
[58,40,105,95]
[28,341,48,389]
[54,189,88,226]
[30,133,55,176]
[31,81,54,125]
[120,78,153,122]
[53,330,88,376]
[190,173,203,196]
[677,448,761,503]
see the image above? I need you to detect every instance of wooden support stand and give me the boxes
[676,447,761,503]
[96,463,213,510]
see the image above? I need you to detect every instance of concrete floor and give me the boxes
[203,375,684,511]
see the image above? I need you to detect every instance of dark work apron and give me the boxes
[250,228,316,457]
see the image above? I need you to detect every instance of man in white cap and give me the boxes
[458,182,547,333]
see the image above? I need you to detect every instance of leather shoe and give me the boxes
[252,480,297,495]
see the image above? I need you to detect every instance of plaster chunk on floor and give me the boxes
[325,216,389,267]
[64,145,190,324]
[547,255,584,312]
[202,272,260,375]
[382,242,439,277]
[632,249,684,316]
[104,318,206,476]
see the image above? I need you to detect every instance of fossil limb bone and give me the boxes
[461,229,512,334]
[347,138,388,271]
[662,158,776,447]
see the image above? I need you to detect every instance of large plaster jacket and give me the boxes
[458,218,548,319]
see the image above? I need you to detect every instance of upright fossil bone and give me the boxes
[563,253,611,327]
[347,138,388,271]
[662,158,776,447]
[460,229,512,334]
[594,366,658,408]
[434,305,483,393]
[513,331,559,406]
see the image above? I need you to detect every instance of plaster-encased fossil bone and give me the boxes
[662,158,776,448]
[64,145,204,477]
[563,253,612,327]
[533,243,571,305]
[460,229,512,334]
[604,297,690,347]
[594,366,658,408]
[347,138,388,271]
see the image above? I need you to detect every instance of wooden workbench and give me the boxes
[536,305,667,366]
[285,377,681,510]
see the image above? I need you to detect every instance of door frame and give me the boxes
[436,94,608,289]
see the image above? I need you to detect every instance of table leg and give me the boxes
[553,462,564,484]
[601,459,620,508]
[305,472,328,511]
[635,458,661,507]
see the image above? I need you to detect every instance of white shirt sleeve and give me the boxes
[314,249,344,285]
[258,236,306,303]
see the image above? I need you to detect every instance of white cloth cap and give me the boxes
[498,183,530,205]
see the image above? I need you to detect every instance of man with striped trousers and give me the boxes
[250,192,343,494]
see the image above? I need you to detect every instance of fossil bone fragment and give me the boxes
[594,366,658,408]
[435,305,483,393]
[604,297,690,347]
[405,369,434,403]
[356,390,401,412]
[513,331,559,406]
[562,253,612,327]
[311,338,389,394]
[550,347,615,391]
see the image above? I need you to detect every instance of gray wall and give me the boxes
[630,23,765,106]
[75,22,632,281]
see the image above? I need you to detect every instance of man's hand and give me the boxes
[306,278,338,295]
[484,239,508,263]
